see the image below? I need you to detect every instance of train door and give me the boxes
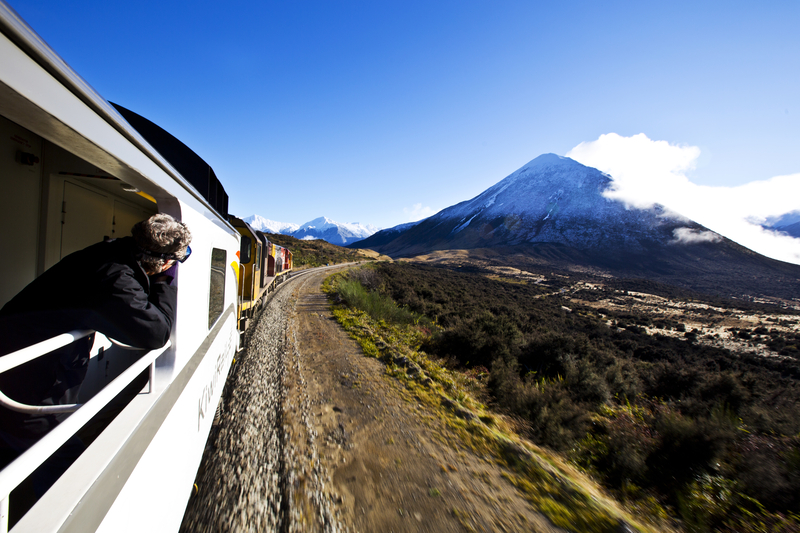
[253,239,262,296]
[60,181,113,257]
[256,232,269,288]
[267,243,276,276]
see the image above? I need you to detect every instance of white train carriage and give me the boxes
[0,2,241,531]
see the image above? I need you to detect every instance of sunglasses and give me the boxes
[140,245,192,263]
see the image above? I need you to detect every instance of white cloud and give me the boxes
[671,228,722,245]
[403,203,436,222]
[566,133,800,265]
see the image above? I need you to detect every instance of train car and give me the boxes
[255,231,270,290]
[279,245,287,274]
[284,249,293,271]
[228,216,264,329]
[262,239,293,280]
[0,3,242,532]
[226,224,294,332]
[266,241,278,277]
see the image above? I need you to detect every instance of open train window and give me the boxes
[208,248,226,328]
[239,236,251,264]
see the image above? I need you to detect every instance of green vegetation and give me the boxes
[264,233,384,268]
[324,266,649,533]
[334,268,420,325]
[328,261,800,532]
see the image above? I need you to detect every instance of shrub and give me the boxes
[733,436,800,513]
[489,358,589,450]
[646,408,736,498]
[429,312,522,369]
[346,267,381,291]
[575,406,655,486]
[363,261,800,528]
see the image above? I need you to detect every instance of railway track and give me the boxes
[181,262,577,533]
[179,266,348,533]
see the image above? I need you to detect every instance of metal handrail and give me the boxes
[0,330,94,415]
[0,331,153,415]
[0,339,171,518]
[0,330,93,375]
[0,391,79,416]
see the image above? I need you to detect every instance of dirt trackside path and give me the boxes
[285,267,564,532]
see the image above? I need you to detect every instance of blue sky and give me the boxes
[9,1,800,260]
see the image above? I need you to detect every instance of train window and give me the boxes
[208,248,226,328]
[240,236,251,264]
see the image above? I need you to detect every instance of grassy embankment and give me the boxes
[325,262,800,533]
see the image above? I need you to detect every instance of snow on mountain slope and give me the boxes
[297,216,378,236]
[414,153,706,252]
[356,153,732,258]
[243,215,379,246]
[243,214,299,234]
[441,154,613,223]
[291,217,379,246]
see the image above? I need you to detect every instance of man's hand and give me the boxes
[151,261,178,286]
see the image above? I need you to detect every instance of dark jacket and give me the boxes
[0,237,177,407]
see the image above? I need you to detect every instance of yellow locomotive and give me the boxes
[228,217,293,331]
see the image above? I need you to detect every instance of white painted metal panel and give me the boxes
[96,313,238,533]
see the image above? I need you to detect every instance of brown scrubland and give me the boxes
[326,252,800,532]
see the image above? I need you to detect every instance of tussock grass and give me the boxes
[336,278,420,325]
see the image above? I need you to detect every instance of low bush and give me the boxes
[333,262,800,531]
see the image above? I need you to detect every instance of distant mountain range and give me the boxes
[244,215,379,246]
[354,154,800,300]
[763,211,800,238]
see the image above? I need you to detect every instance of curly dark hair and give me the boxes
[132,213,192,274]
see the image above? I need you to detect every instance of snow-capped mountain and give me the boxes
[354,154,800,299]
[244,214,299,235]
[763,211,800,238]
[244,215,379,246]
[291,217,379,246]
[777,222,800,238]
[358,154,707,254]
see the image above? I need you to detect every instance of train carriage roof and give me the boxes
[111,103,229,219]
